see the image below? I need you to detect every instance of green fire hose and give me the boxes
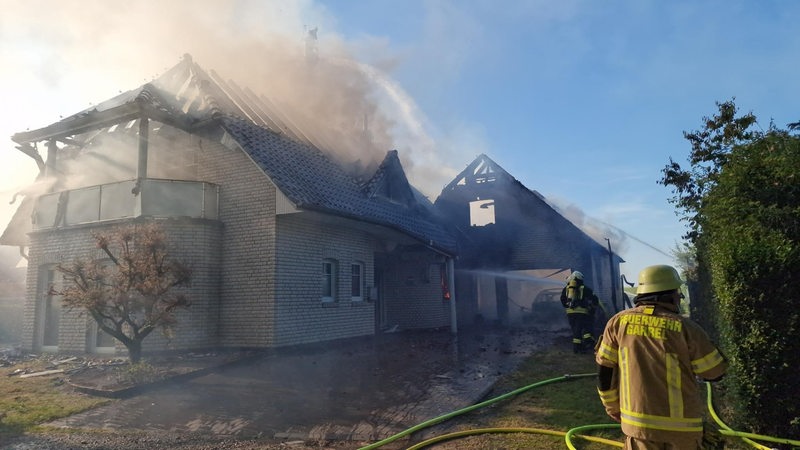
[705,382,800,449]
[406,425,623,450]
[358,374,800,450]
[357,373,596,450]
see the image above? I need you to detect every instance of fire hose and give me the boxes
[406,424,623,450]
[704,382,800,449]
[356,373,606,450]
[357,374,800,450]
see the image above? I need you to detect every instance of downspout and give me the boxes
[447,256,457,335]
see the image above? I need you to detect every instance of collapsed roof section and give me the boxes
[3,54,456,254]
[12,54,312,147]
[435,154,622,270]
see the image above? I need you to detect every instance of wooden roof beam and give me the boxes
[14,143,45,172]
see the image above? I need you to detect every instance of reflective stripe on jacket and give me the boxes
[595,303,727,442]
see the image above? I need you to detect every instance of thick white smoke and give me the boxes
[0,0,471,204]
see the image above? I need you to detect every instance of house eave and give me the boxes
[300,203,457,256]
[12,101,195,145]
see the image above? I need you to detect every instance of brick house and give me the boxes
[1,55,458,356]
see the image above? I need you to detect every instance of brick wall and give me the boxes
[381,250,451,330]
[19,123,454,355]
[22,218,222,356]
[197,137,278,348]
[273,213,375,347]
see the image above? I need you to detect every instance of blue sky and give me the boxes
[1,0,799,281]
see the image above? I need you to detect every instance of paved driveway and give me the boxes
[48,326,568,441]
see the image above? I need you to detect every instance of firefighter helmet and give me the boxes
[636,265,682,295]
[568,271,584,282]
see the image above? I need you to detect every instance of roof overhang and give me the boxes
[298,206,456,257]
[12,95,196,145]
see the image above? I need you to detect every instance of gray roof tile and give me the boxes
[221,116,456,253]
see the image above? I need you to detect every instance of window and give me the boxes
[90,323,117,354]
[351,262,364,302]
[321,259,338,302]
[88,260,116,354]
[469,199,495,226]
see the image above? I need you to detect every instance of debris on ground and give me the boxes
[1,343,256,392]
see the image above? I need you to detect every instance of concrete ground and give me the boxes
[45,324,570,444]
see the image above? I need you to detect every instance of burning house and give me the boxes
[1,55,457,356]
[435,154,624,328]
[1,54,623,358]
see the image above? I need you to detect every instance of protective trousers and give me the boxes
[567,312,594,353]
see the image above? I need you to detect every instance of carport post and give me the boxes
[448,257,457,334]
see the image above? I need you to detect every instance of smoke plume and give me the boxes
[0,0,470,200]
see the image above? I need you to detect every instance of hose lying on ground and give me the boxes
[359,374,800,450]
[705,382,800,449]
[356,373,596,450]
[564,424,623,450]
[405,425,623,450]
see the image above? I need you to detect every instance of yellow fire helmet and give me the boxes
[636,264,682,295]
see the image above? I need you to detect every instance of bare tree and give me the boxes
[53,222,191,363]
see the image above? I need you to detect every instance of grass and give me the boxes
[398,342,753,450]
[0,357,110,439]
[399,345,623,449]
[0,342,757,449]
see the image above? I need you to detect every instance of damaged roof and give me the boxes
[4,54,456,254]
[436,153,622,269]
[221,116,456,253]
[11,54,314,146]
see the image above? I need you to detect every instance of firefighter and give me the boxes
[560,271,599,353]
[595,264,727,450]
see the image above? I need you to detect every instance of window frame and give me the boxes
[321,258,338,303]
[351,261,364,302]
[87,259,117,354]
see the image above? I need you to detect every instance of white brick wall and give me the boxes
[19,123,452,355]
[23,218,222,356]
[381,251,451,329]
[197,138,278,348]
[273,213,375,346]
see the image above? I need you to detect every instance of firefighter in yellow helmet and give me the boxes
[560,270,600,354]
[595,265,727,450]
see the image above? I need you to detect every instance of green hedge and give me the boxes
[703,132,800,438]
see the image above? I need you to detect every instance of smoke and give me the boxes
[457,268,569,331]
[544,195,631,257]
[0,0,473,200]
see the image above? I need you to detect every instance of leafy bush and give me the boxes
[704,131,800,438]
[115,361,161,385]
